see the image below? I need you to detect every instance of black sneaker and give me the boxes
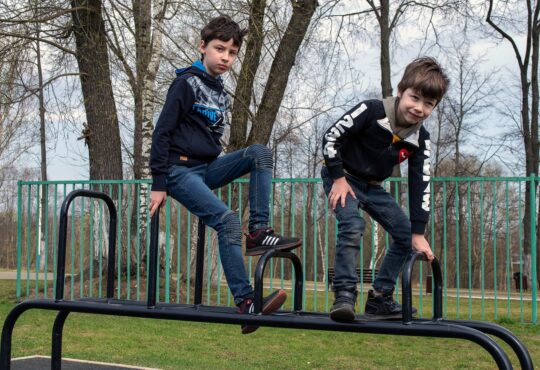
[237,289,287,334]
[364,289,417,320]
[245,228,301,256]
[330,290,357,322]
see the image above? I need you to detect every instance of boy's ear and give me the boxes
[198,40,206,54]
[396,88,402,98]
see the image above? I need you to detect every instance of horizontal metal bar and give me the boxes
[1,299,514,370]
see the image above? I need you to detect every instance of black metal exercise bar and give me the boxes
[0,190,533,370]
[55,189,118,302]
[401,252,533,370]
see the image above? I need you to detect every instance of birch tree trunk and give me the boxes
[132,0,167,273]
[36,18,48,272]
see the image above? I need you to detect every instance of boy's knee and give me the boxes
[392,220,412,247]
[245,144,273,170]
[219,210,242,245]
[338,217,364,245]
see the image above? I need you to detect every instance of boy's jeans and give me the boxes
[166,144,273,304]
[321,167,412,295]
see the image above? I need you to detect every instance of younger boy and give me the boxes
[321,57,449,321]
[149,15,301,334]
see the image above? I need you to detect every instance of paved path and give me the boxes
[11,356,160,370]
[0,271,53,280]
[2,271,537,301]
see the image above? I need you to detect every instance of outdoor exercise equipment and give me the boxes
[0,189,534,369]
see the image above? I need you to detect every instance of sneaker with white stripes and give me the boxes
[245,228,301,256]
[237,289,287,334]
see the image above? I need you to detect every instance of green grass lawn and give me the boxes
[1,280,539,370]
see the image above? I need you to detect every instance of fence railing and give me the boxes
[11,176,539,323]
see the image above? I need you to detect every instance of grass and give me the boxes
[1,280,539,369]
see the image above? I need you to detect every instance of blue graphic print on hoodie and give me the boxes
[150,60,230,191]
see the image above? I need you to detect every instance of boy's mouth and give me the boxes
[407,111,422,121]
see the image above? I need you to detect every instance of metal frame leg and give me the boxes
[51,311,70,370]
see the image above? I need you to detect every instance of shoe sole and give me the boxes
[245,241,302,256]
[242,290,287,334]
[362,311,418,321]
[330,306,356,322]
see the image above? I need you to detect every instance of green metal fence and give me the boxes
[13,176,539,323]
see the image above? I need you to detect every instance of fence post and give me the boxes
[16,182,22,300]
[531,174,537,324]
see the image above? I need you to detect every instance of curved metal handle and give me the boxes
[254,250,303,313]
[56,190,117,301]
[401,251,443,324]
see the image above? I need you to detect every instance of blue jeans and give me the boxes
[321,167,412,294]
[166,144,273,304]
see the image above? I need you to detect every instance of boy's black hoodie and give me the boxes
[150,60,229,191]
[322,98,431,234]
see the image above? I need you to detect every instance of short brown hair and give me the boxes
[200,15,248,48]
[397,57,450,103]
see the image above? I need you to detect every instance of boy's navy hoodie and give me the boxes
[150,60,229,191]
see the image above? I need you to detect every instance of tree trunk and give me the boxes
[379,0,393,98]
[486,0,539,287]
[531,3,540,287]
[132,0,167,273]
[247,0,319,146]
[36,21,48,272]
[71,0,123,181]
[229,0,266,152]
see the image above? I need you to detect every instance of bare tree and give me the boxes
[71,0,123,181]
[228,0,319,151]
[436,40,502,289]
[486,0,540,283]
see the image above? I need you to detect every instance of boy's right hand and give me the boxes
[328,177,356,210]
[149,191,167,216]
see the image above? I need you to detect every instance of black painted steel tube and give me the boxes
[194,218,206,305]
[0,300,513,370]
[147,209,160,308]
[55,190,117,301]
[253,250,304,313]
[401,252,443,323]
[51,311,69,370]
[446,320,533,370]
[401,252,531,369]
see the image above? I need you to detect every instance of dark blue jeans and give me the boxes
[166,144,273,304]
[321,167,412,295]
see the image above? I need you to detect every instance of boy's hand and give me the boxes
[150,191,167,216]
[328,177,356,210]
[412,234,434,262]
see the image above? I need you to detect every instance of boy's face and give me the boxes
[396,88,437,127]
[199,38,239,77]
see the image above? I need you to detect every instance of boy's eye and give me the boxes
[425,100,436,107]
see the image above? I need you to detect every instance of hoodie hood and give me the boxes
[383,96,422,139]
[175,60,223,89]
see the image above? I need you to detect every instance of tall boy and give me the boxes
[149,15,300,334]
[321,57,449,321]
